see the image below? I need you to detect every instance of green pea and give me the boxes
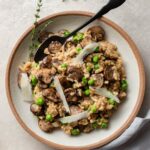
[71,129,80,136]
[121,79,128,91]
[84,89,90,96]
[64,31,70,37]
[88,79,95,86]
[108,98,117,106]
[94,64,100,70]
[46,114,53,122]
[82,76,88,85]
[61,63,68,69]
[86,66,92,72]
[35,97,44,106]
[94,46,99,52]
[31,75,38,86]
[73,33,84,42]
[92,122,98,129]
[76,47,82,53]
[92,55,99,63]
[101,122,108,128]
[89,104,97,113]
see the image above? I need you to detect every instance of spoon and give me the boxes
[34,0,126,62]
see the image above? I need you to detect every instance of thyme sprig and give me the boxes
[29,0,43,59]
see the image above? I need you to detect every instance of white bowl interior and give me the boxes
[9,15,139,147]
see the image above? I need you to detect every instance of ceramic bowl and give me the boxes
[5,11,145,150]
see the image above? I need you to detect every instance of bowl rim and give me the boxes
[5,11,145,150]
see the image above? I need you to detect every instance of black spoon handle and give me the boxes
[66,0,126,39]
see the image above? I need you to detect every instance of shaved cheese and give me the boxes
[53,76,70,113]
[72,42,99,65]
[59,111,89,123]
[90,87,120,103]
[19,73,33,102]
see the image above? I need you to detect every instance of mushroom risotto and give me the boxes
[19,26,128,136]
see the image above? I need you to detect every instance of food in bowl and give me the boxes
[19,25,128,136]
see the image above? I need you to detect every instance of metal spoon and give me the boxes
[34,0,126,62]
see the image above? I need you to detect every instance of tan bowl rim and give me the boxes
[5,11,145,150]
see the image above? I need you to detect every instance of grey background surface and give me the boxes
[0,0,150,150]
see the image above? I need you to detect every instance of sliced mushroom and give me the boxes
[38,119,53,132]
[91,73,104,87]
[70,105,82,115]
[40,55,52,68]
[30,103,42,116]
[59,76,72,89]
[87,26,105,41]
[42,88,60,102]
[48,41,62,54]
[67,66,83,81]
[104,65,120,81]
[36,68,52,84]
[64,88,78,103]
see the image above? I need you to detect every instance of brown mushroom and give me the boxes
[104,65,120,81]
[42,88,60,102]
[38,119,53,132]
[64,88,78,103]
[30,103,42,116]
[48,41,62,54]
[36,68,52,84]
[40,55,52,68]
[91,73,104,87]
[87,26,105,41]
[59,76,72,89]
[70,105,82,115]
[67,66,83,81]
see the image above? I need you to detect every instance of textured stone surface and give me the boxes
[0,0,150,150]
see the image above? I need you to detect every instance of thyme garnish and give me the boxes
[29,0,44,59]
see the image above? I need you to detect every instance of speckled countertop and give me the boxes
[0,0,150,150]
